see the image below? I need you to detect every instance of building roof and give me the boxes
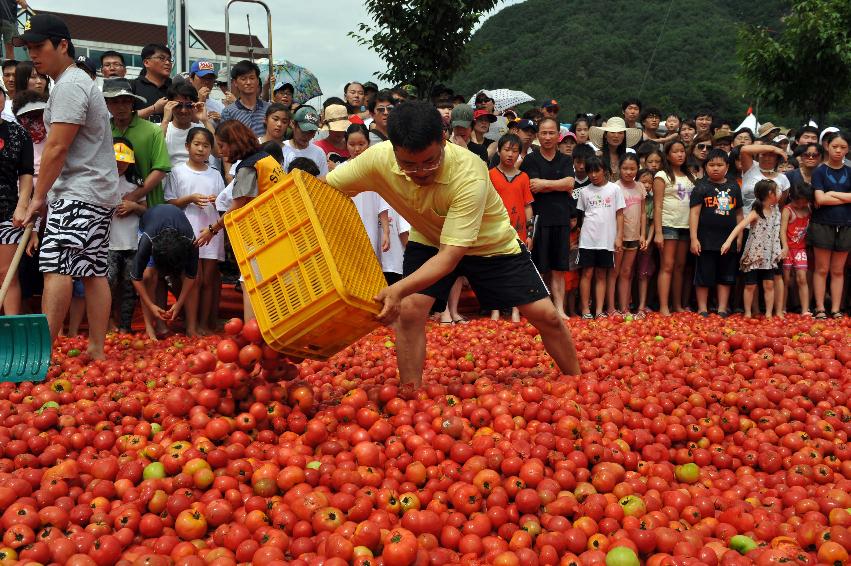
[40,10,265,55]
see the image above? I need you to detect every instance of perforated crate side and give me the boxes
[296,172,386,309]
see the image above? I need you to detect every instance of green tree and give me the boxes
[351,0,500,99]
[738,0,851,125]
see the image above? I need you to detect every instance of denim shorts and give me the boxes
[662,226,690,241]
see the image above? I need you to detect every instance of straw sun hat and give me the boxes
[589,117,642,148]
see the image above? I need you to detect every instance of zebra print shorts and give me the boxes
[0,220,23,245]
[39,199,114,277]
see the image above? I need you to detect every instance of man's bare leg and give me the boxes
[518,297,581,375]
[42,273,73,343]
[83,276,111,360]
[550,270,568,319]
[395,293,435,388]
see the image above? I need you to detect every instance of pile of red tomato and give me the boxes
[0,313,850,566]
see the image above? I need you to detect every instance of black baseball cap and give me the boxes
[13,14,71,46]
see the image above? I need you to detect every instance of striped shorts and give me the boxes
[39,199,114,277]
[0,220,23,245]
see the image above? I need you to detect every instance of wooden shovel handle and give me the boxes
[0,224,33,308]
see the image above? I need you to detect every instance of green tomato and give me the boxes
[618,495,646,517]
[675,463,700,484]
[654,335,664,342]
[68,348,81,357]
[143,462,166,480]
[306,460,321,470]
[605,547,639,566]
[729,535,758,555]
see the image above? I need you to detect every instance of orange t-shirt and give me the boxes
[489,168,533,240]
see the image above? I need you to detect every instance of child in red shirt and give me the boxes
[489,133,533,322]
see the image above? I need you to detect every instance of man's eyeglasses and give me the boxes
[802,152,820,159]
[374,106,393,114]
[696,143,711,151]
[147,55,173,63]
[101,63,125,69]
[175,102,195,110]
[397,148,444,175]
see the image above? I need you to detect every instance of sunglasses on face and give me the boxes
[175,102,195,110]
[802,152,820,159]
[374,106,393,114]
[696,143,711,151]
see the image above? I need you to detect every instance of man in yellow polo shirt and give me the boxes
[326,101,580,387]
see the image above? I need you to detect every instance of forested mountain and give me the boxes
[451,0,788,122]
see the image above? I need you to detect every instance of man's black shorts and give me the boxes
[532,225,571,272]
[402,241,550,312]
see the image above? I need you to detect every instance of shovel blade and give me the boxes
[0,314,52,382]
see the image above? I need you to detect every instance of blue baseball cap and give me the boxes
[190,61,216,77]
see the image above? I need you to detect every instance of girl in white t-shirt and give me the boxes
[577,157,626,319]
[164,128,225,335]
[108,139,147,333]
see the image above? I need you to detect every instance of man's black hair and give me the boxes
[1,60,18,71]
[522,108,543,122]
[694,108,713,120]
[141,43,171,61]
[451,94,466,105]
[167,81,198,102]
[571,144,596,162]
[152,228,193,278]
[390,87,409,101]
[706,148,728,162]
[260,140,284,164]
[431,83,452,99]
[639,107,661,123]
[49,37,75,59]
[368,89,395,113]
[288,157,320,176]
[230,59,260,81]
[323,96,346,109]
[622,98,642,112]
[796,125,819,141]
[711,118,731,134]
[386,101,444,152]
[100,51,125,65]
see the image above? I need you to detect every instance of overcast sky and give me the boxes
[31,0,523,99]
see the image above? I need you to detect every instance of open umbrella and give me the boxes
[468,89,535,113]
[273,60,322,105]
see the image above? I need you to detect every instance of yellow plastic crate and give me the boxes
[223,170,387,360]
